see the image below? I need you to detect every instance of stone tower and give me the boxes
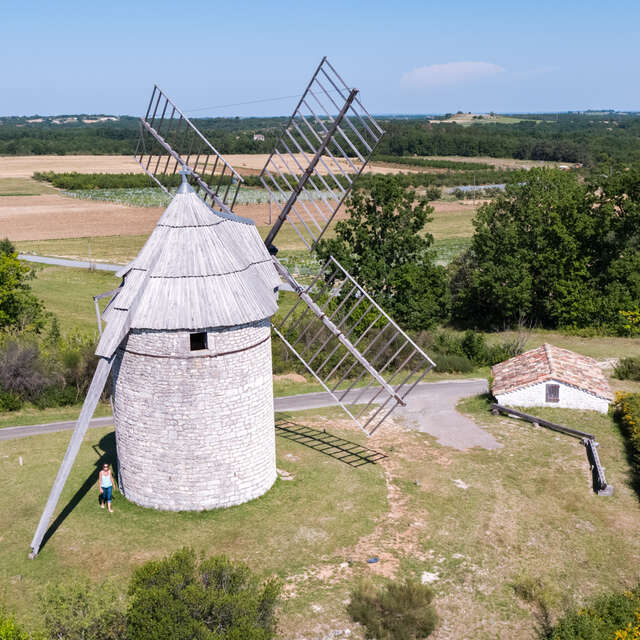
[98,179,281,510]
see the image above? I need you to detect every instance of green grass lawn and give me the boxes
[28,265,119,335]
[0,402,112,429]
[2,397,640,638]
[0,409,386,637]
[387,396,640,639]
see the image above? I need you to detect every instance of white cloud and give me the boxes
[401,62,505,88]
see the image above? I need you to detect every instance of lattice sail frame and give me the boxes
[133,60,437,436]
[135,85,243,213]
[273,256,435,436]
[260,57,384,251]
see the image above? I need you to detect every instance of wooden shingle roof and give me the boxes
[95,182,280,357]
[491,343,613,401]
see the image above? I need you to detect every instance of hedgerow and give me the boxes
[614,393,640,469]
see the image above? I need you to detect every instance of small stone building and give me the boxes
[95,179,281,510]
[491,343,613,414]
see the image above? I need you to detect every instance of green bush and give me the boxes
[41,582,126,640]
[614,356,640,381]
[348,578,437,639]
[127,547,281,640]
[0,332,109,413]
[0,390,23,411]
[417,330,524,371]
[0,611,30,640]
[614,393,640,469]
[549,583,640,639]
[31,385,78,409]
[432,353,474,373]
[425,186,441,201]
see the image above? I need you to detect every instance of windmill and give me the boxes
[29,58,435,558]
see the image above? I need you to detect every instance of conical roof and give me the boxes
[96,183,280,357]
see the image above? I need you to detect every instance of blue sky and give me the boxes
[1,0,638,117]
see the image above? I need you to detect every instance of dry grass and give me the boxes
[0,154,417,181]
[0,178,57,196]
[0,155,144,178]
[0,192,164,241]
[1,399,640,639]
[0,409,386,638]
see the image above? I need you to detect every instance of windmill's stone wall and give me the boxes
[111,319,276,511]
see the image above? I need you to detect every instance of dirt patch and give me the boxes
[1,193,350,242]
[0,194,164,241]
[273,373,307,384]
[283,420,428,595]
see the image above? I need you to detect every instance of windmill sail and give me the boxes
[262,58,436,434]
[135,85,243,213]
[260,57,384,252]
[273,257,435,436]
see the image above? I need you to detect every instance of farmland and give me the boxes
[2,151,640,639]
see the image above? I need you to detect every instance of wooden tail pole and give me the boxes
[29,357,113,558]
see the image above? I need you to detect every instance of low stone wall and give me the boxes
[111,319,276,510]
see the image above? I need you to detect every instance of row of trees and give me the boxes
[3,113,640,166]
[318,170,640,334]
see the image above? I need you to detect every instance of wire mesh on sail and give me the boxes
[135,85,243,213]
[260,57,384,251]
[273,256,435,436]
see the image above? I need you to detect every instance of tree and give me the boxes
[316,176,449,330]
[127,548,280,640]
[450,168,640,330]
[0,238,45,333]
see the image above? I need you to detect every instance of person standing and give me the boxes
[99,463,114,513]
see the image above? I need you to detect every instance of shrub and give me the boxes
[549,583,640,639]
[0,611,30,640]
[31,385,78,409]
[425,186,441,201]
[348,578,437,639]
[0,340,51,401]
[418,329,525,371]
[614,393,640,468]
[41,582,126,640]
[615,357,640,381]
[0,390,23,411]
[432,353,474,373]
[127,547,281,640]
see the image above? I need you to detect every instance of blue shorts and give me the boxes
[101,486,113,503]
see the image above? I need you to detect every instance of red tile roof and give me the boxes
[491,343,613,401]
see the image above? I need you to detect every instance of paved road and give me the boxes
[0,380,494,448]
[394,378,500,450]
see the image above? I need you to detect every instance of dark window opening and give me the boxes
[546,383,560,403]
[190,332,207,351]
